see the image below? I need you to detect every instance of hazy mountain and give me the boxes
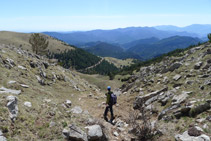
[44,27,198,45]
[128,36,202,59]
[122,37,160,49]
[155,24,211,37]
[84,42,142,60]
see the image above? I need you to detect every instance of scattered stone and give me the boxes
[24,101,32,108]
[0,87,21,95]
[85,125,103,141]
[113,131,119,137]
[71,106,83,114]
[6,95,18,121]
[206,116,211,121]
[188,127,202,136]
[20,84,29,88]
[194,62,203,69]
[158,104,179,120]
[3,58,15,69]
[8,81,16,84]
[175,131,210,141]
[196,118,206,123]
[173,74,182,81]
[63,124,88,141]
[18,65,27,70]
[65,100,72,108]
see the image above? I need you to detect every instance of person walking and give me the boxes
[104,86,114,124]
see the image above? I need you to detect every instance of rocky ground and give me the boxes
[0,42,210,141]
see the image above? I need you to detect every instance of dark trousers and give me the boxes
[104,104,114,122]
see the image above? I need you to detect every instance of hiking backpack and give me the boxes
[111,93,117,105]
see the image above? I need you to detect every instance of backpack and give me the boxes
[111,93,117,105]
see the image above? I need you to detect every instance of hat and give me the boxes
[107,86,111,90]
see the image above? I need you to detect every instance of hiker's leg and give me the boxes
[104,106,109,121]
[109,105,114,122]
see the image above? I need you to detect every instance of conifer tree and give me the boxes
[29,33,49,54]
[208,33,211,43]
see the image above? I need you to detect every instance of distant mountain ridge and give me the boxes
[44,26,198,45]
[128,36,202,59]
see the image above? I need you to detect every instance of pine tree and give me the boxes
[29,33,49,54]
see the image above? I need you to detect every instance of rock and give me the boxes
[20,84,29,88]
[194,62,203,69]
[169,62,182,72]
[172,91,189,105]
[189,101,211,117]
[0,130,2,136]
[133,87,168,109]
[188,127,202,136]
[0,87,21,95]
[29,61,38,68]
[71,106,83,114]
[196,118,206,123]
[43,61,49,69]
[186,80,194,85]
[63,124,88,141]
[206,116,211,121]
[0,136,7,141]
[113,131,119,137]
[6,95,18,121]
[85,125,103,141]
[175,131,210,141]
[18,65,27,70]
[8,81,16,84]
[24,101,32,108]
[65,100,72,108]
[158,104,179,120]
[3,58,15,69]
[173,74,182,81]
[40,69,46,78]
[173,107,191,119]
[36,75,45,85]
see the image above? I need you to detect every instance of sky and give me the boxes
[0,0,211,32]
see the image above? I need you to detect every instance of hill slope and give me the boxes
[0,31,74,53]
[128,36,202,59]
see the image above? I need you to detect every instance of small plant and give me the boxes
[208,33,211,43]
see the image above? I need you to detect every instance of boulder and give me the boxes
[3,58,15,69]
[0,136,7,141]
[133,87,168,109]
[169,62,182,72]
[6,95,18,121]
[175,131,210,141]
[189,101,211,117]
[71,106,83,114]
[0,87,21,95]
[194,62,203,70]
[85,125,103,141]
[63,124,88,141]
[172,91,189,105]
[158,104,179,120]
[173,74,182,81]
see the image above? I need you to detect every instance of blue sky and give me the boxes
[0,0,211,32]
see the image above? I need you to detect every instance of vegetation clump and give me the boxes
[208,33,211,43]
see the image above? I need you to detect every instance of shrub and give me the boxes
[208,33,211,43]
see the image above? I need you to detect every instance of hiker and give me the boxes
[104,86,114,123]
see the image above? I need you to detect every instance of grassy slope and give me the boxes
[0,31,74,53]
[104,57,135,68]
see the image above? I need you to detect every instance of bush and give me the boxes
[208,33,211,43]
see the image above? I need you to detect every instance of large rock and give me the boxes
[172,91,189,105]
[0,87,21,95]
[175,131,210,141]
[169,62,182,72]
[6,95,18,121]
[189,101,211,117]
[158,104,179,120]
[0,136,7,141]
[63,124,88,141]
[133,87,168,109]
[85,125,103,141]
